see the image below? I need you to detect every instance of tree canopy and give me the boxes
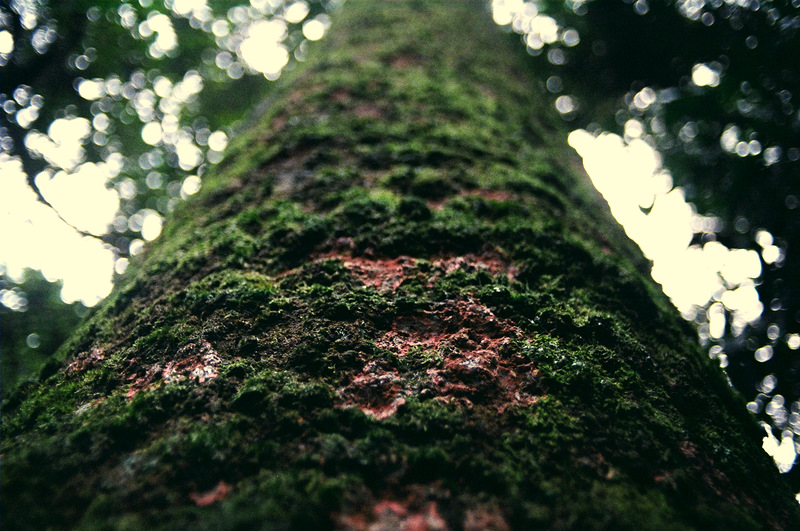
[2,0,800,489]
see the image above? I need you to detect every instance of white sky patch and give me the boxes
[77,78,105,100]
[762,423,797,474]
[137,209,164,241]
[632,87,658,111]
[34,162,120,234]
[554,95,576,115]
[25,117,92,171]
[141,121,163,145]
[529,15,559,45]
[175,137,203,170]
[568,129,763,322]
[0,156,115,306]
[207,130,228,152]
[492,0,563,52]
[180,175,202,197]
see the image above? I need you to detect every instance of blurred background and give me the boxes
[2,0,799,492]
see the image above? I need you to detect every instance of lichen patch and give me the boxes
[354,103,385,120]
[66,347,105,375]
[375,299,520,357]
[463,506,510,531]
[337,499,447,531]
[336,362,407,420]
[163,339,222,385]
[125,364,163,401]
[427,189,516,211]
[377,299,540,413]
[429,254,518,283]
[335,298,538,418]
[73,397,106,416]
[389,53,423,69]
[124,339,221,400]
[189,480,229,507]
[305,250,518,290]
[337,255,416,291]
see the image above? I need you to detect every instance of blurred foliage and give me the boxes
[1,0,334,252]
[1,0,334,387]
[0,269,86,392]
[3,0,800,484]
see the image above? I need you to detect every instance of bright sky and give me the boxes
[0,155,118,306]
[568,130,763,324]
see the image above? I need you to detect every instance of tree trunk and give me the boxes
[3,1,798,528]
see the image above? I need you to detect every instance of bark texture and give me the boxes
[3,1,799,529]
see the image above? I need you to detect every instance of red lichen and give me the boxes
[354,103,385,119]
[124,339,221,400]
[376,299,517,356]
[330,88,350,103]
[163,339,221,384]
[389,54,423,69]
[463,506,510,531]
[125,364,163,401]
[342,255,416,291]
[336,296,541,418]
[305,249,518,291]
[283,251,534,417]
[337,500,447,531]
[328,88,385,119]
[336,362,407,419]
[189,480,229,507]
[428,254,518,284]
[66,347,105,375]
[376,298,539,413]
[427,189,516,211]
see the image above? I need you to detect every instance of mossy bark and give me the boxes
[3,1,798,529]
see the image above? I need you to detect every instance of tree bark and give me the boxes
[3,1,798,528]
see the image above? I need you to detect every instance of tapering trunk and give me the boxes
[3,1,798,528]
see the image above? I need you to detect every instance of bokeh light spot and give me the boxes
[181,175,201,197]
[26,333,41,348]
[141,121,162,145]
[0,30,13,54]
[787,334,800,350]
[555,95,575,115]
[284,1,310,23]
[207,131,228,152]
[691,63,721,87]
[239,20,289,78]
[303,19,325,41]
[755,345,774,362]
